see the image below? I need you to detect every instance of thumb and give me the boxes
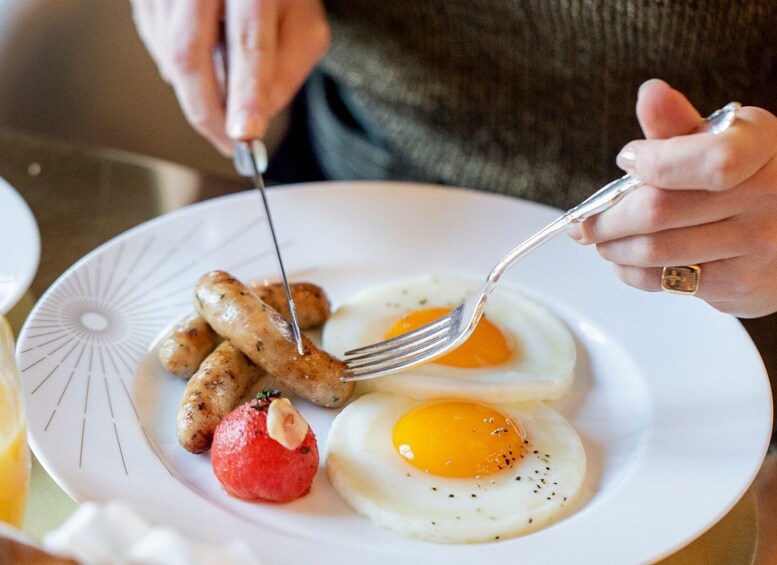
[636,79,702,140]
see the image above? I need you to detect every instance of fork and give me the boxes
[341,102,740,381]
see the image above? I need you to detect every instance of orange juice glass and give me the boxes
[0,314,30,527]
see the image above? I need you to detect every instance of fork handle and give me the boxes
[485,214,572,288]
[485,101,740,289]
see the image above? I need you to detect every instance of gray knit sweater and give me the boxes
[310,1,777,209]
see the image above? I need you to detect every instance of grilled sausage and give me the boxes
[194,271,353,408]
[177,340,265,453]
[251,281,331,330]
[158,314,221,377]
[160,282,331,377]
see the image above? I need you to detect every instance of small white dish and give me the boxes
[0,176,40,313]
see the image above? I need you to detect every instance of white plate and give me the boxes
[17,182,773,564]
[0,176,40,313]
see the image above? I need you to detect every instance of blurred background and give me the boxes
[0,0,287,178]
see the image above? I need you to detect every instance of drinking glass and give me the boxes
[0,314,30,528]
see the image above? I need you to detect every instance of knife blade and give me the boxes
[232,139,305,356]
[213,40,305,355]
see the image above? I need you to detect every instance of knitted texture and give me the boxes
[317,0,777,208]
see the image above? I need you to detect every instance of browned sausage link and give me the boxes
[177,340,265,453]
[195,271,353,408]
[158,313,221,377]
[251,282,331,330]
[159,283,330,378]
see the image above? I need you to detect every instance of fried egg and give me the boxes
[326,392,586,543]
[322,275,576,403]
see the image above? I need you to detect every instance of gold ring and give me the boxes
[661,265,701,295]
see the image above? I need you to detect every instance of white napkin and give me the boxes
[41,501,258,565]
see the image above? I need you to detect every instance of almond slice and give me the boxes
[266,397,309,450]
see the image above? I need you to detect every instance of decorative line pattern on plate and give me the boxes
[19,213,295,476]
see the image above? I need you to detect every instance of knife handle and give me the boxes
[234,140,269,176]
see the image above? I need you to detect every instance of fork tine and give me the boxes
[344,322,451,363]
[343,314,452,357]
[345,328,450,370]
[343,336,451,381]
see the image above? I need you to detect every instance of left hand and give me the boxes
[569,78,777,318]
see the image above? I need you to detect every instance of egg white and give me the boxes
[326,392,586,543]
[322,275,576,403]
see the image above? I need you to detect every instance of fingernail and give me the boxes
[227,110,266,140]
[566,225,582,241]
[637,78,668,99]
[616,145,636,172]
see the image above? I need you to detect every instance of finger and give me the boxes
[130,0,173,82]
[270,0,330,113]
[573,184,740,244]
[635,79,702,140]
[575,152,777,244]
[613,259,765,318]
[154,0,179,82]
[611,265,664,292]
[169,0,232,154]
[613,263,720,297]
[595,218,746,268]
[616,106,777,190]
[226,0,279,140]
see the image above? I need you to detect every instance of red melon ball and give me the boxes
[211,399,319,502]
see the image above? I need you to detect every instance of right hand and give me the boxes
[130,0,330,154]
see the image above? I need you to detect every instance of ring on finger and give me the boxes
[661,265,701,295]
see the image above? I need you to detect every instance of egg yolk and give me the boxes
[392,401,526,478]
[385,307,515,368]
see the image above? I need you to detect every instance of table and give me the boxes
[2,126,775,563]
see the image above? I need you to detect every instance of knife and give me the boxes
[232,141,305,355]
[214,43,305,356]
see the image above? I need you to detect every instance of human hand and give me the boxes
[130,0,330,155]
[569,79,777,318]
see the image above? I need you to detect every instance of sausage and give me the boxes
[160,282,331,377]
[158,313,221,377]
[177,340,265,453]
[194,271,353,408]
[251,281,331,330]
